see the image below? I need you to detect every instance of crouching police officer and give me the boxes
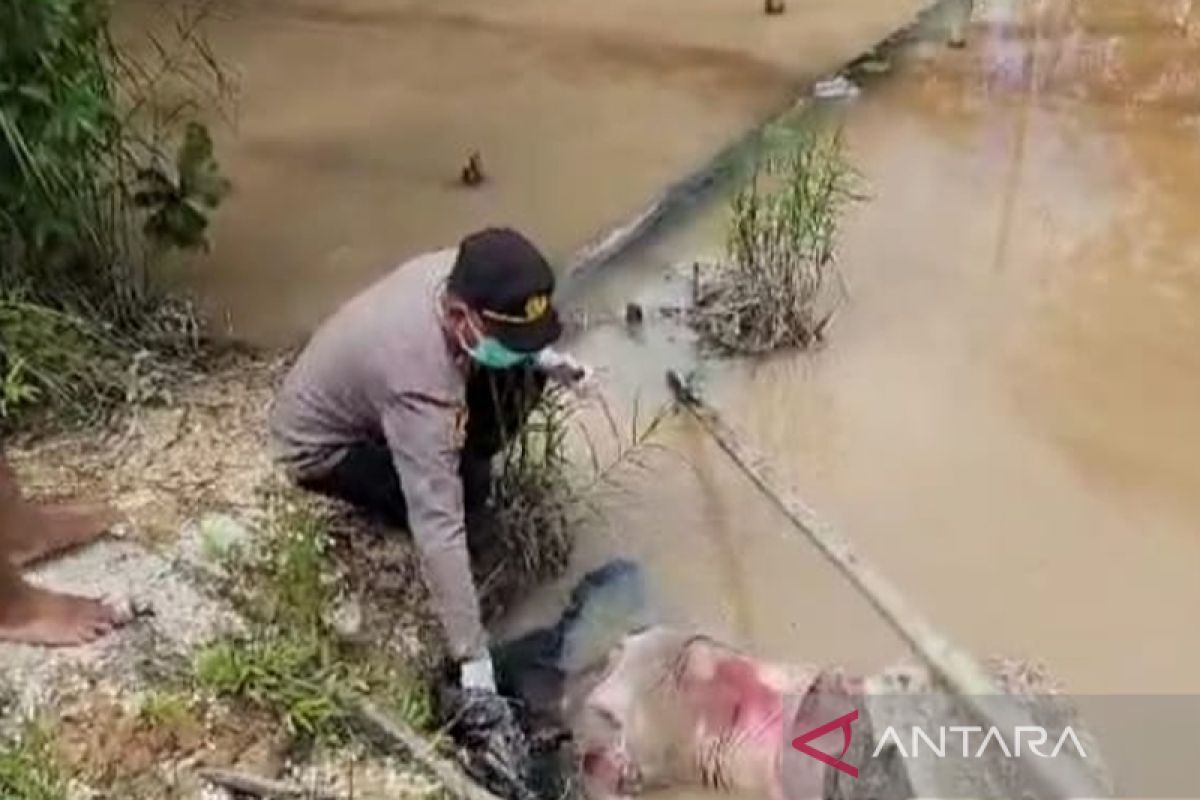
[269,228,590,779]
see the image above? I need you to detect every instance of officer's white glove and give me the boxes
[460,651,498,692]
[535,348,598,397]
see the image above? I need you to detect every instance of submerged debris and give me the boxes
[814,75,861,100]
[461,151,487,187]
[848,54,892,78]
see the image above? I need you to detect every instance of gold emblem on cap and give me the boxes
[524,294,549,321]
[481,294,551,325]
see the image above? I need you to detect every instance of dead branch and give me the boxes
[197,767,339,799]
[345,695,510,800]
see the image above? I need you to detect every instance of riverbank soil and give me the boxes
[117,0,931,344]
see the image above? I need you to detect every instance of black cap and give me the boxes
[447,227,563,353]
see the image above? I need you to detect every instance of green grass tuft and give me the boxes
[0,722,67,800]
[194,499,436,745]
[194,636,352,742]
[137,689,197,731]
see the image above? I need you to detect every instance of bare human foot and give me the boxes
[6,501,121,567]
[0,455,128,646]
[0,569,128,646]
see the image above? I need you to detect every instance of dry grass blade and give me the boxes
[482,384,668,615]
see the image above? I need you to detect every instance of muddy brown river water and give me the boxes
[534,0,1200,698]
[147,0,930,343]
[175,0,1200,698]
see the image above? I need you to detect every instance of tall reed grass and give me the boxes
[694,127,861,354]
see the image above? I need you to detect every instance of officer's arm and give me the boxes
[380,394,487,661]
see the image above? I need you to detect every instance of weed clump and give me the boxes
[136,690,198,733]
[481,385,577,612]
[693,128,861,354]
[193,500,434,747]
[194,637,353,741]
[480,385,665,618]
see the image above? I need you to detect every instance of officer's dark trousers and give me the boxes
[297,365,546,535]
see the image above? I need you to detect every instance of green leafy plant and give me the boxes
[0,0,230,429]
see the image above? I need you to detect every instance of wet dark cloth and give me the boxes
[443,687,535,800]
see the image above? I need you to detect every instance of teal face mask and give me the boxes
[461,316,533,369]
[467,336,531,369]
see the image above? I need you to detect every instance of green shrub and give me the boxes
[0,0,229,429]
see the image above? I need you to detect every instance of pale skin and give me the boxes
[0,456,127,646]
[440,291,490,361]
[553,625,1091,800]
[564,627,861,800]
